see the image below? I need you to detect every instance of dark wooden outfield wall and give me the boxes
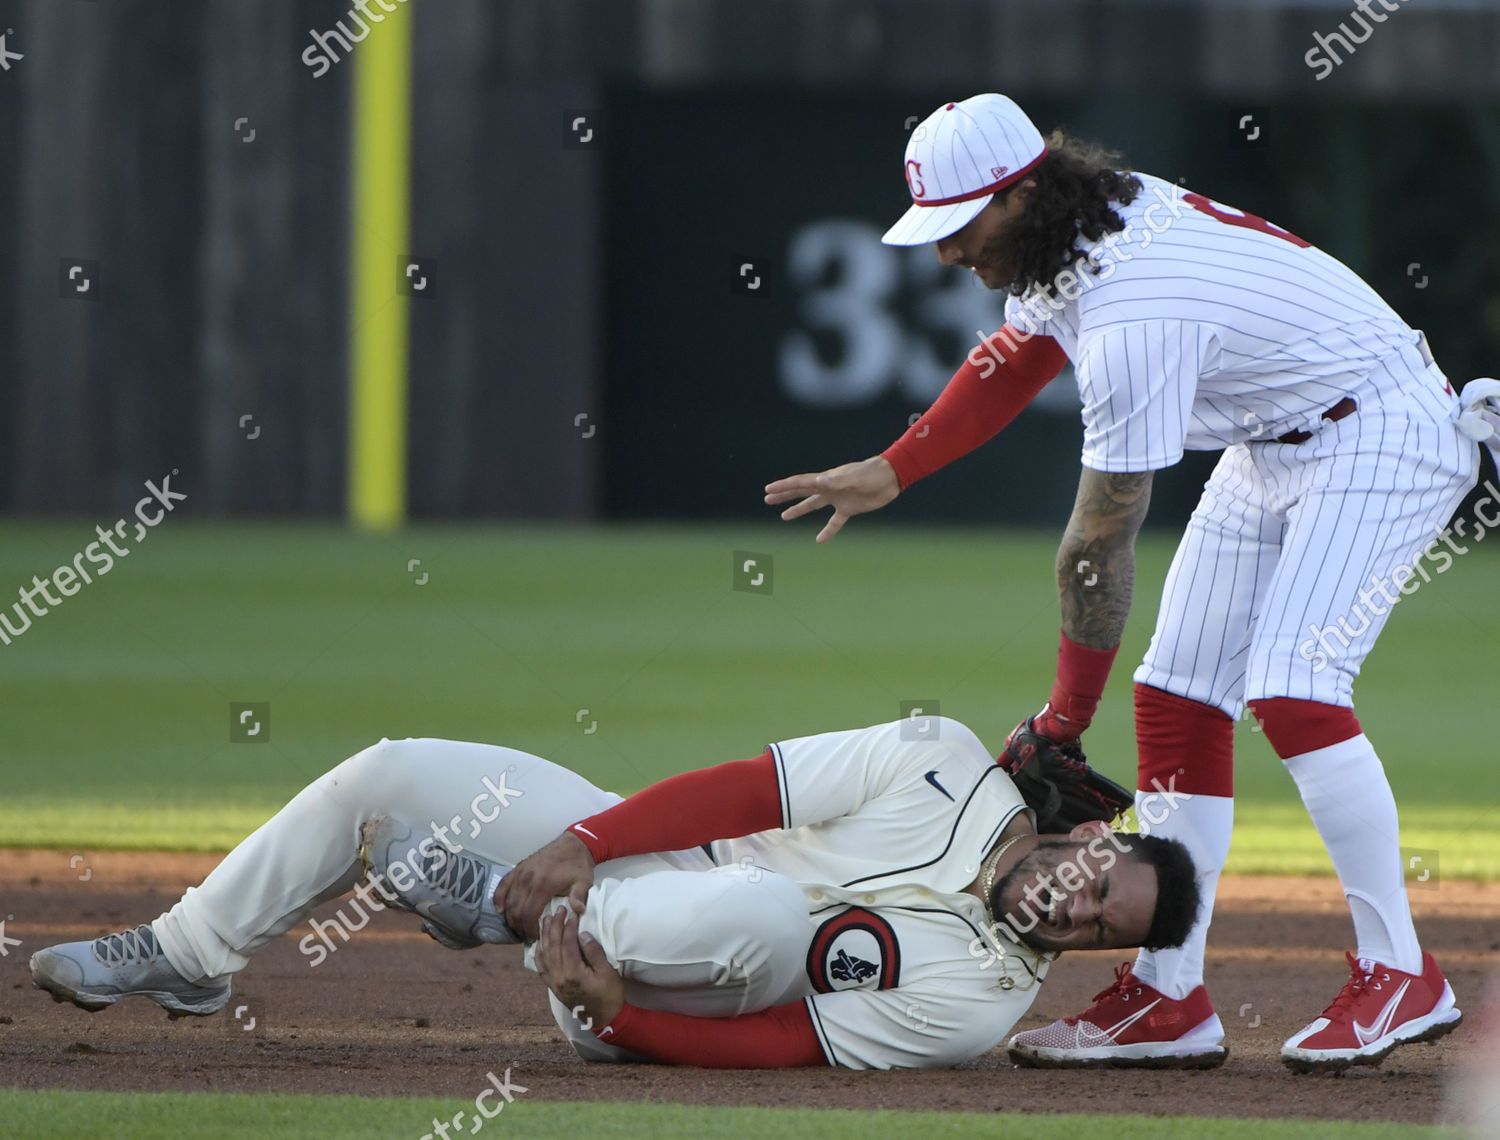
[1,0,1496,522]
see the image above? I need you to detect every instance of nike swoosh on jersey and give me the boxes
[923,770,955,802]
[1353,978,1411,1046]
[572,825,600,841]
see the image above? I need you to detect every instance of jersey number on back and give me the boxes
[1184,192,1311,248]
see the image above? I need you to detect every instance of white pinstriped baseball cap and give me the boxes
[881,93,1047,246]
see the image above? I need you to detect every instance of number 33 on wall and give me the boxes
[777,220,1011,410]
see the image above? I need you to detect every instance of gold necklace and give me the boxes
[978,833,1027,927]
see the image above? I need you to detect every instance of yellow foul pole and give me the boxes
[348,5,413,531]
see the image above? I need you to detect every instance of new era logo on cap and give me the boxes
[883,93,1047,247]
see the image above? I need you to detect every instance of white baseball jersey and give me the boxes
[1003,172,1435,472]
[709,717,1050,1069]
[147,720,1050,1072]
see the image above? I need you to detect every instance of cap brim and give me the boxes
[881,195,990,246]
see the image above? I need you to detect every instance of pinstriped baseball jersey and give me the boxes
[709,718,1051,1069]
[1003,173,1432,472]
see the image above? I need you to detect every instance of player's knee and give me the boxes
[330,737,426,787]
[1246,697,1361,760]
[714,869,810,1002]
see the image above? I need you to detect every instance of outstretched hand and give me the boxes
[763,456,900,543]
[495,832,595,942]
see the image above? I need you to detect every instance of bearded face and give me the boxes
[991,834,1157,953]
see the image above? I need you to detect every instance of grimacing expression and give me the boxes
[992,835,1158,953]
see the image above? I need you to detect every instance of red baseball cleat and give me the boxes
[1008,962,1228,1068]
[1281,950,1462,1073]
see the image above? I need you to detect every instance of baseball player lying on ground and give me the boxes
[32,717,1197,1069]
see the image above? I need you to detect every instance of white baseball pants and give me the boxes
[150,737,811,1059]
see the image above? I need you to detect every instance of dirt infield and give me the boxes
[1,851,1493,1126]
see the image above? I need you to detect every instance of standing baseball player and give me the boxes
[31,716,1199,1069]
[767,92,1497,1071]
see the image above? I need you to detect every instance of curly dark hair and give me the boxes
[983,128,1143,298]
[1118,834,1202,952]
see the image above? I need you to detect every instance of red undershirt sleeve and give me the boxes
[597,1000,829,1068]
[881,329,1067,490]
[566,751,783,864]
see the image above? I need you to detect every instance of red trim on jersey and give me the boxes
[1183,192,1312,248]
[597,1000,828,1068]
[881,328,1066,489]
[1135,683,1233,797]
[567,751,781,864]
[910,150,1046,207]
[1246,698,1361,760]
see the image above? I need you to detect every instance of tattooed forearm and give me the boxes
[1055,468,1154,649]
[1057,535,1137,648]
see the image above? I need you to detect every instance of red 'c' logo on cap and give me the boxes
[905,159,925,199]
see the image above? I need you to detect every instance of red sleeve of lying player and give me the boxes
[596,1000,828,1068]
[567,751,783,863]
[881,327,1067,489]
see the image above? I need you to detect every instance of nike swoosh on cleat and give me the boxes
[1353,979,1411,1046]
[924,770,955,802]
[1103,998,1163,1041]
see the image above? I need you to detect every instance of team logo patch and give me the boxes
[807,907,900,993]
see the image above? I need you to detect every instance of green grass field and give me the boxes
[1,520,1496,876]
[1,520,1493,1136]
[0,1090,1461,1140]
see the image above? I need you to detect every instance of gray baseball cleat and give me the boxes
[358,815,519,947]
[30,924,231,1017]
